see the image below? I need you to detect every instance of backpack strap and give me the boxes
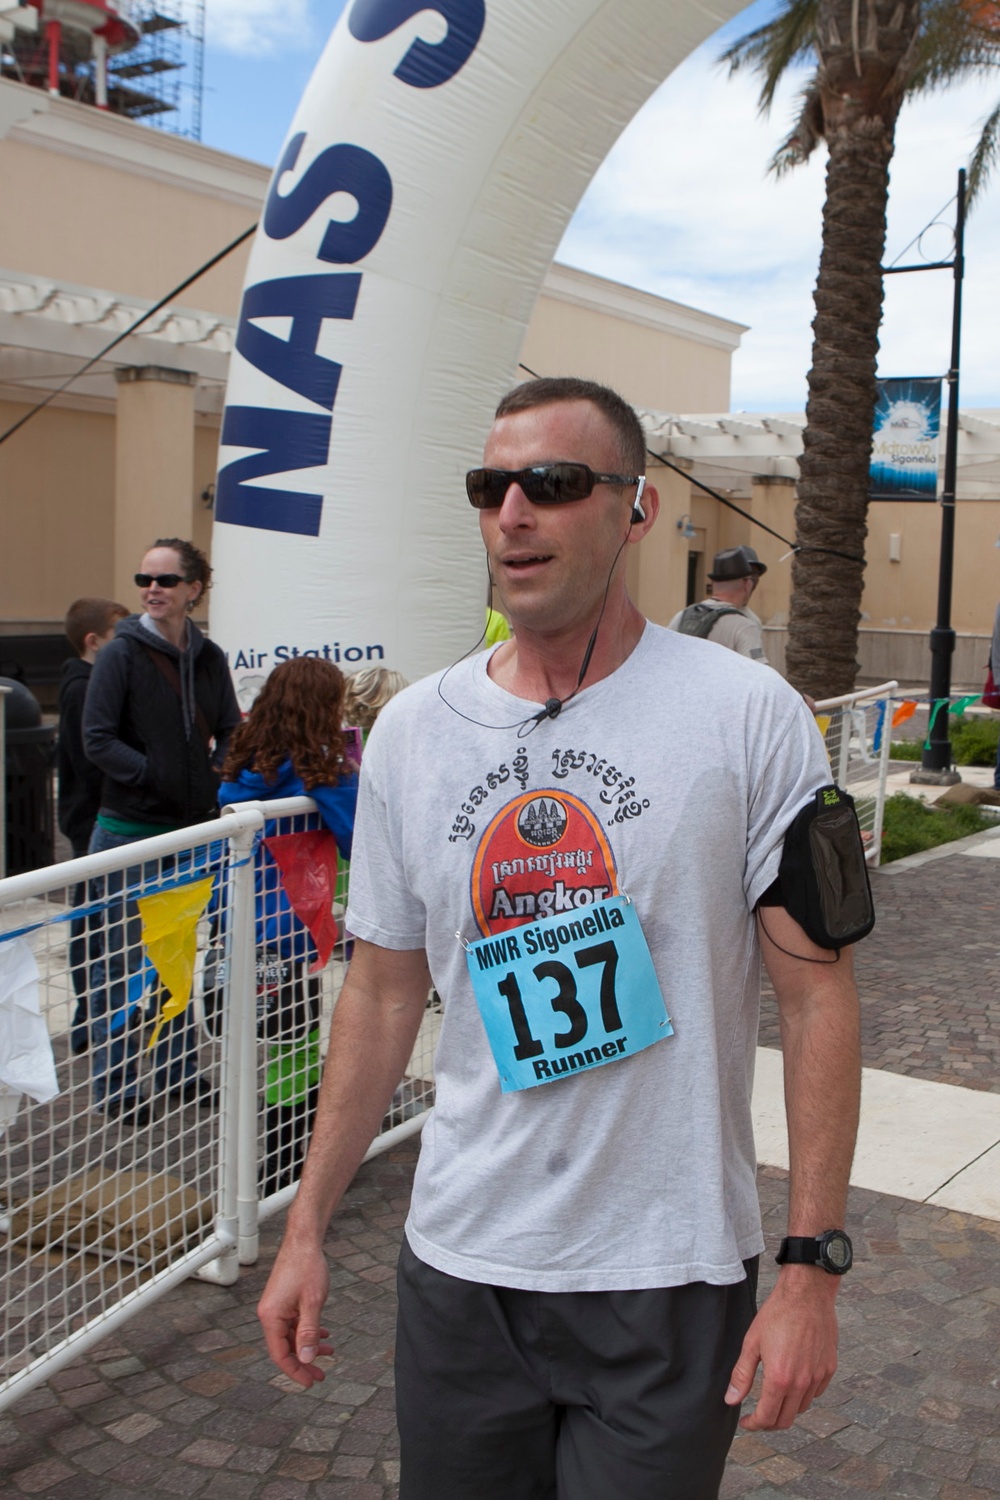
[142,643,212,750]
[675,603,744,640]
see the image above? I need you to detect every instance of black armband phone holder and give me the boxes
[773,784,875,951]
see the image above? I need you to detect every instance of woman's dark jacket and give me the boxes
[83,615,241,827]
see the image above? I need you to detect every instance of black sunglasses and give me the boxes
[466,463,642,509]
[135,573,185,589]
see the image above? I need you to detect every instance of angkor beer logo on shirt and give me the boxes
[470,790,618,937]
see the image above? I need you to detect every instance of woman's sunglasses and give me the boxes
[135,573,185,589]
[466,463,642,509]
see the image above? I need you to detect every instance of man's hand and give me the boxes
[725,1267,839,1430]
[257,1239,334,1390]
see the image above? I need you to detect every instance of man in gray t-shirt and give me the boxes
[258,379,862,1500]
[669,545,770,661]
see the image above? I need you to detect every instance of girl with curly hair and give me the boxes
[221,655,357,843]
[219,656,358,1196]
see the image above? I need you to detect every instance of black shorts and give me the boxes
[395,1236,759,1500]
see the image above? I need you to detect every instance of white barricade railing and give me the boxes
[0,812,260,1411]
[814,681,898,866]
[0,796,437,1412]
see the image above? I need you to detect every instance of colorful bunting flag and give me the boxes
[137,877,215,1052]
[872,699,887,755]
[264,830,340,972]
[923,698,951,749]
[891,701,918,727]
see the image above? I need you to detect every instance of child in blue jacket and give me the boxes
[219,656,358,1195]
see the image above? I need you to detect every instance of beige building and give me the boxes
[2,74,998,697]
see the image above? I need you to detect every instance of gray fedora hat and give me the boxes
[708,545,767,581]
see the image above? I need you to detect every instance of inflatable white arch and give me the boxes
[211,0,742,702]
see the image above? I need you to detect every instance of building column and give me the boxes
[749,475,797,626]
[114,366,197,605]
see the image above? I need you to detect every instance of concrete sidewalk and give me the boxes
[2,837,1000,1500]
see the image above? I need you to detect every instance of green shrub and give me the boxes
[879,792,995,864]
[890,713,1000,766]
[952,714,1000,766]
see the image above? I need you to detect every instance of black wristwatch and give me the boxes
[775,1229,853,1275]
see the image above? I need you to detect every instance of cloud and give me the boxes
[204,0,319,56]
[559,38,1000,413]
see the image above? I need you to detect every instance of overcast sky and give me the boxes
[197,0,1000,413]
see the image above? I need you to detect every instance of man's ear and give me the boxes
[628,482,659,539]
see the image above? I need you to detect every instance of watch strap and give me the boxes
[776,1230,853,1274]
[776,1236,822,1265]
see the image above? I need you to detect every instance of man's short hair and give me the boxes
[494,377,647,474]
[64,598,128,656]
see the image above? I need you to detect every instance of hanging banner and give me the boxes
[870,378,942,500]
[209,0,745,702]
[138,878,215,1051]
[264,830,340,971]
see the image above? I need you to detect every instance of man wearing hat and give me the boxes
[668,545,769,662]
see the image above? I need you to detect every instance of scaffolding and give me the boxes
[108,0,205,138]
[0,0,205,140]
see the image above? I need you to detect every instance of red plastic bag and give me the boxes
[983,667,1000,711]
[263,830,340,971]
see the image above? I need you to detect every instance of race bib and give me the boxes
[466,896,672,1093]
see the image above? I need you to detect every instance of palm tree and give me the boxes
[723,0,1000,698]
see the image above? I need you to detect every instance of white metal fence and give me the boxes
[814,680,898,865]
[0,797,437,1412]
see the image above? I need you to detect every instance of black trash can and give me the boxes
[2,677,56,876]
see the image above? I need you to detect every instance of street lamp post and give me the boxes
[884,169,966,786]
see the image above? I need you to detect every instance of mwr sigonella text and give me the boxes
[474,900,626,972]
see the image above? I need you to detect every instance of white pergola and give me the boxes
[0,266,232,417]
[638,406,1000,502]
[3,264,999,506]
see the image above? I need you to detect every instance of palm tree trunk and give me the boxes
[785,0,923,699]
[786,118,894,699]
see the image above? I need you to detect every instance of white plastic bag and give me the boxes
[0,937,59,1126]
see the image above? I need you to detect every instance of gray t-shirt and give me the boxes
[668,599,768,662]
[346,624,829,1292]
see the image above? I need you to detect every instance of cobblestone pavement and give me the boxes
[3,846,1000,1498]
[761,850,1000,1093]
[1,1148,415,1500]
[3,1151,999,1500]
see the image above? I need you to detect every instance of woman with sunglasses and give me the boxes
[82,538,240,1124]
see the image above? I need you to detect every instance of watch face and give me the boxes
[823,1232,852,1271]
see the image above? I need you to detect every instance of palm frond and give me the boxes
[719,0,821,115]
[909,0,1000,92]
[770,83,825,173]
[967,99,1000,205]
